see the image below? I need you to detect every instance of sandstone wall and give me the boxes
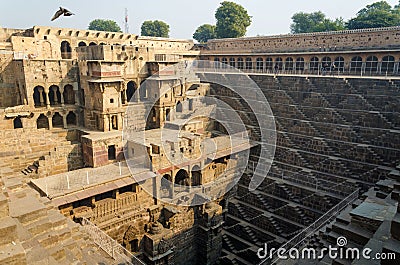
[206,26,400,53]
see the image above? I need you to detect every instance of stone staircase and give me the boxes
[0,172,116,264]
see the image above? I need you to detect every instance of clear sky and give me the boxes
[0,0,399,39]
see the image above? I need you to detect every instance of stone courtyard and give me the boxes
[0,24,399,265]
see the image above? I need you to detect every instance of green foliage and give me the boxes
[193,24,216,43]
[290,12,345,33]
[215,1,252,38]
[347,1,400,29]
[141,20,170,38]
[88,19,122,32]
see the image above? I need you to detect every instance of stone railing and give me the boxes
[258,188,359,264]
[80,217,145,265]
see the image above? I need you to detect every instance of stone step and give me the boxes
[0,241,27,265]
[36,226,72,248]
[0,216,18,246]
[9,196,47,225]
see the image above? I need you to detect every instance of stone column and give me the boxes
[38,87,45,106]
[52,87,60,104]
[63,115,67,129]
[48,115,53,130]
[60,87,65,106]
[45,91,50,109]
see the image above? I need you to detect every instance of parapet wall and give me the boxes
[206,26,400,53]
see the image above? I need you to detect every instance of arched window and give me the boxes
[275,58,283,70]
[13,117,23,129]
[310,57,319,71]
[60,41,72,59]
[350,56,363,72]
[63,85,75,105]
[67,111,77,126]
[37,114,49,129]
[237,58,244,69]
[126,81,137,102]
[78,41,87,47]
[52,112,63,128]
[334,57,345,71]
[89,42,97,46]
[175,169,189,193]
[285,57,294,71]
[229,58,235,68]
[381,55,395,73]
[33,86,46,107]
[214,58,220,69]
[222,58,228,68]
[366,56,378,73]
[245,58,253,70]
[296,57,305,71]
[191,166,202,186]
[256,58,264,71]
[266,58,273,70]
[161,174,172,197]
[176,101,183,112]
[49,85,61,106]
[322,57,332,68]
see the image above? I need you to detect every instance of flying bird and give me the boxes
[51,7,75,21]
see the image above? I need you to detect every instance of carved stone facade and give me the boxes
[0,25,400,265]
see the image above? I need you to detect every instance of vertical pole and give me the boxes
[119,162,122,176]
[66,174,70,189]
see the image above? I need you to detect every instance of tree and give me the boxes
[193,24,217,43]
[141,20,170,37]
[347,1,400,29]
[215,1,252,38]
[290,12,345,33]
[88,19,122,32]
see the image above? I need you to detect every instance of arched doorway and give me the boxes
[310,57,319,72]
[275,57,283,70]
[334,57,345,72]
[175,169,189,193]
[245,58,253,70]
[366,56,378,74]
[49,85,61,105]
[222,58,228,68]
[381,55,395,74]
[89,42,97,46]
[350,56,363,73]
[256,58,264,71]
[126,81,137,102]
[63,85,75,104]
[285,57,294,71]
[13,117,23,129]
[176,101,183,113]
[237,58,244,69]
[161,174,172,197]
[37,114,49,129]
[296,57,305,71]
[52,112,63,128]
[191,166,202,186]
[78,41,87,47]
[266,58,273,71]
[33,86,46,107]
[61,41,72,59]
[229,58,235,68]
[67,111,77,126]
